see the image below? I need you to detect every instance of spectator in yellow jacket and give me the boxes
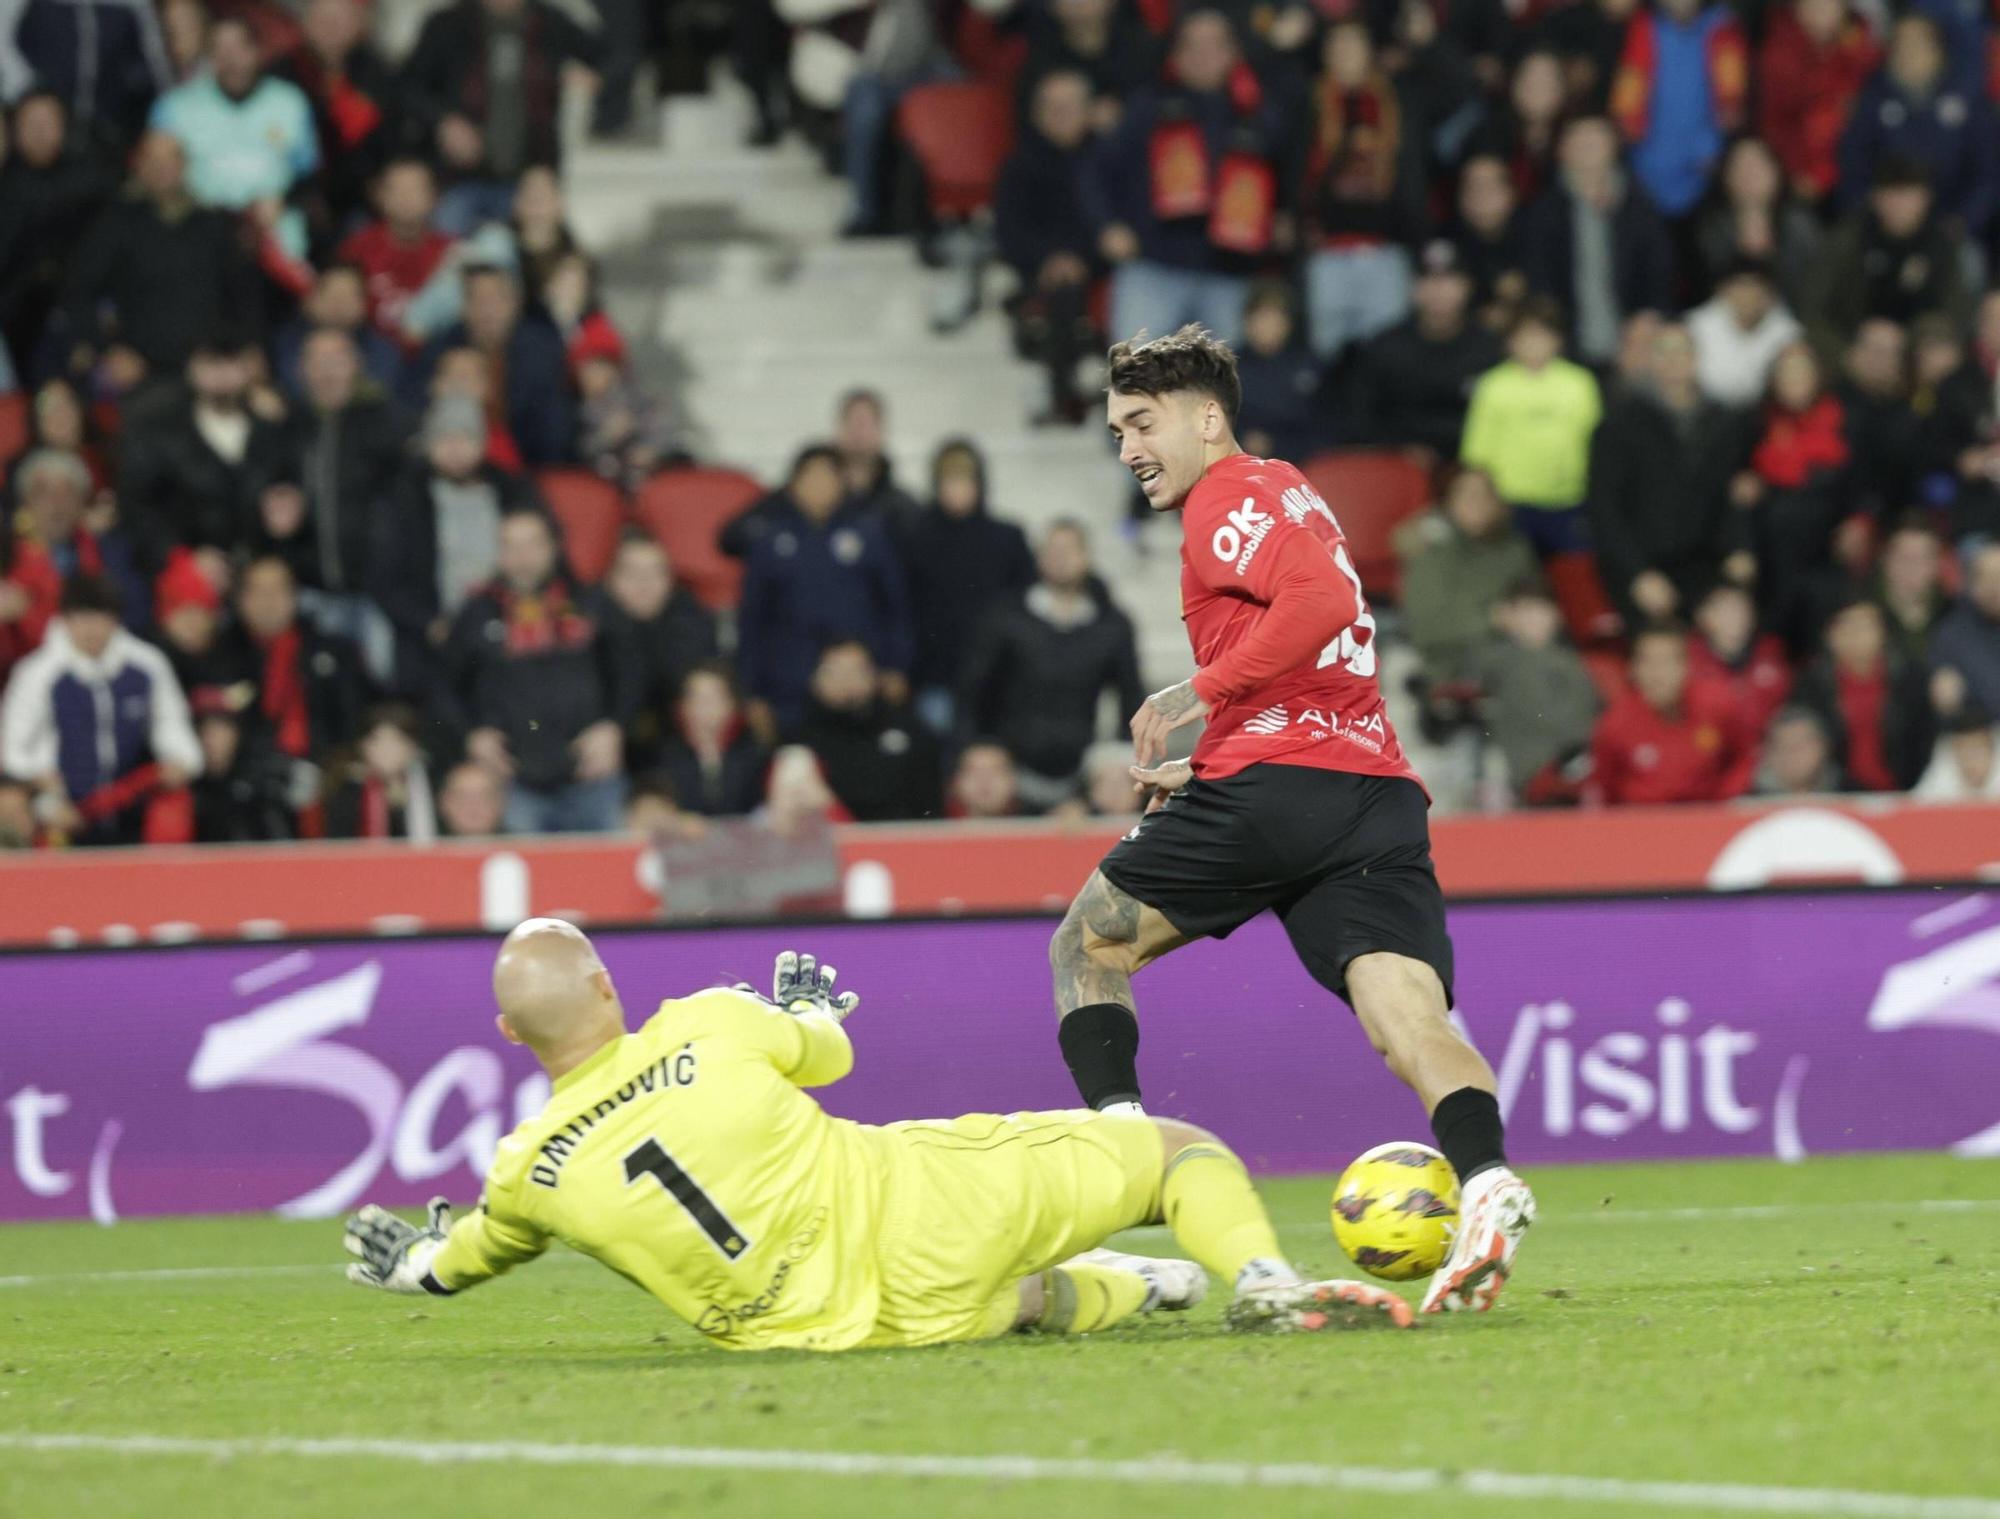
[1459,298,1604,558]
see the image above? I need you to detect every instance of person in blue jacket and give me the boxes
[736,445,913,734]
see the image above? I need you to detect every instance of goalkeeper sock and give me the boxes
[1430,1086,1508,1184]
[1059,1003,1142,1109]
[1161,1140,1286,1283]
[1035,1264,1152,1335]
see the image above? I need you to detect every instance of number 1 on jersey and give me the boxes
[1316,543,1378,677]
[623,1137,750,1260]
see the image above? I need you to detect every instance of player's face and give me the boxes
[1108,390,1213,511]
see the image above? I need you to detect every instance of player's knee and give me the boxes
[1152,1116,1224,1159]
[1347,952,1447,1026]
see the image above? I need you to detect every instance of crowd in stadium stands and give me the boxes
[4,0,2000,855]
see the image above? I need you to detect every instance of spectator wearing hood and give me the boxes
[899,439,1037,735]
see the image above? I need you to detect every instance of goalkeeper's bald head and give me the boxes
[492,918,625,1073]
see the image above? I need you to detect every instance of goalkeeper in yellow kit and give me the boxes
[342,920,1411,1347]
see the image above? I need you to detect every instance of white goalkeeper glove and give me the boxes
[771,949,860,1022]
[343,1198,455,1295]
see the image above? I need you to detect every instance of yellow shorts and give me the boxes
[860,1109,1165,1349]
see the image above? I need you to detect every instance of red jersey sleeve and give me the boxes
[1183,478,1361,707]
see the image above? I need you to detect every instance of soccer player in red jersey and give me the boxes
[1050,326,1535,1315]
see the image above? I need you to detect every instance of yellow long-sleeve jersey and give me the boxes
[427,989,891,1351]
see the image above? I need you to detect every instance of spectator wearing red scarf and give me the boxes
[437,506,626,834]
[325,702,438,841]
[1300,19,1424,362]
[279,0,398,231]
[1793,597,1933,790]
[1733,342,1852,651]
[9,448,150,626]
[0,509,61,686]
[1078,9,1286,347]
[1756,0,1879,204]
[216,557,367,806]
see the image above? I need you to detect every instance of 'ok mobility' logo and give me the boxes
[1866,900,2000,1157]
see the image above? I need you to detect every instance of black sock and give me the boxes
[1430,1086,1507,1183]
[1058,1003,1141,1109]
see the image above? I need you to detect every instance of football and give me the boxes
[1329,1141,1461,1281]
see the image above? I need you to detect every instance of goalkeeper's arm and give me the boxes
[345,1195,549,1296]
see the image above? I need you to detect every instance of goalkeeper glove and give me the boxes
[772,949,860,1022]
[343,1198,456,1295]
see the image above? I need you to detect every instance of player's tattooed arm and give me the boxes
[1130,679,1210,767]
[1051,870,1143,1014]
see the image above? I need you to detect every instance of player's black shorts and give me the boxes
[1096,764,1454,1006]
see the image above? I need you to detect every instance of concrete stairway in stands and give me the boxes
[561,81,1198,690]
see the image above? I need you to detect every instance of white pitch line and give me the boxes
[1,1432,1995,1518]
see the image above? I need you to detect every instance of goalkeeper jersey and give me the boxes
[427,988,890,1351]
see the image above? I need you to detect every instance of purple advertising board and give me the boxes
[4,889,1999,1222]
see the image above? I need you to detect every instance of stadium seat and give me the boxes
[1546,552,1624,648]
[0,391,29,466]
[951,9,1027,84]
[896,81,1016,220]
[536,469,626,585]
[1299,450,1433,602]
[633,467,763,611]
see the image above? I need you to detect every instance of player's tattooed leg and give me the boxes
[1050,870,1145,1014]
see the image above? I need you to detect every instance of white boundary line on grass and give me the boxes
[3,1431,1997,1518]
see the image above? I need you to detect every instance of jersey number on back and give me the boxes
[1315,544,1378,677]
[623,1136,750,1260]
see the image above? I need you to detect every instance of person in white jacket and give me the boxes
[0,572,200,844]
[1911,705,2000,802]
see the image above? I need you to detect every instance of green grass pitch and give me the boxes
[4,1153,1998,1519]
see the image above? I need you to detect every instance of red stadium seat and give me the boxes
[1299,450,1433,602]
[633,467,763,611]
[1546,551,1624,648]
[536,469,626,584]
[952,9,1028,84]
[0,391,29,466]
[896,81,1016,220]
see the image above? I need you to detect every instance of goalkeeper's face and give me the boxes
[1108,389,1220,513]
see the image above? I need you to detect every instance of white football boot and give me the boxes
[1065,1248,1208,1312]
[1420,1168,1536,1314]
[1225,1277,1415,1333]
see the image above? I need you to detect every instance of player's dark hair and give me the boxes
[1107,325,1243,422]
[59,572,122,617]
